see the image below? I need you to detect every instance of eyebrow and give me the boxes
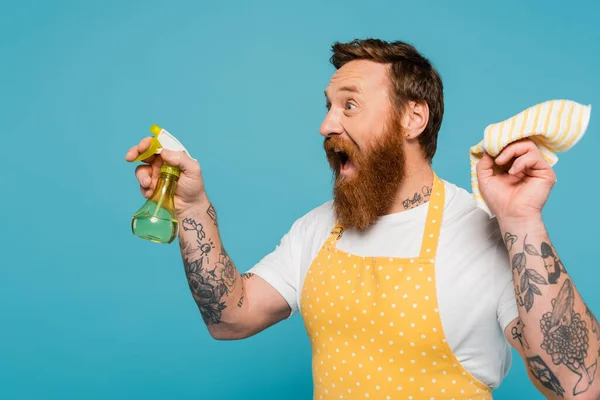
[324,84,362,99]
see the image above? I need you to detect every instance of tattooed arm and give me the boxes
[126,138,291,340]
[178,201,292,340]
[501,218,600,399]
[475,139,599,398]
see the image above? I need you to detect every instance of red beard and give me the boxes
[324,116,406,231]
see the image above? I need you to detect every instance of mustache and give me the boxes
[323,136,360,160]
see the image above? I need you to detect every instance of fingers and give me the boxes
[125,137,156,163]
[125,146,139,162]
[135,164,156,198]
[494,139,537,166]
[128,142,202,201]
[477,151,494,171]
[494,139,552,177]
[135,164,153,188]
[160,149,201,175]
[476,151,493,179]
[507,152,545,176]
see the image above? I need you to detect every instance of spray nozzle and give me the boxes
[133,124,189,162]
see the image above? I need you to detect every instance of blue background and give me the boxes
[1,0,599,398]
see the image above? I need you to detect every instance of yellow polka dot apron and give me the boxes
[300,174,492,399]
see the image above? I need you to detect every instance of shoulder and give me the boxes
[441,180,502,242]
[286,200,336,240]
[438,181,512,294]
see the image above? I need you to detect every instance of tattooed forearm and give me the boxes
[180,216,241,325]
[500,221,600,398]
[184,240,237,324]
[505,233,548,312]
[540,279,598,395]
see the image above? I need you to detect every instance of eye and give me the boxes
[345,102,356,111]
[325,102,331,111]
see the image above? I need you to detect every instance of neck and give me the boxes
[387,162,434,215]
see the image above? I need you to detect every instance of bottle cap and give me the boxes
[160,164,180,178]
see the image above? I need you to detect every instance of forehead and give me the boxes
[325,59,390,97]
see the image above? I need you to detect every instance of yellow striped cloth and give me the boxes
[469,99,592,217]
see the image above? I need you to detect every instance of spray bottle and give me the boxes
[131,124,189,244]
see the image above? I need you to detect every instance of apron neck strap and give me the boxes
[418,172,445,260]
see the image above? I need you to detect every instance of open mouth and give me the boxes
[324,138,357,177]
[336,149,349,167]
[334,148,354,176]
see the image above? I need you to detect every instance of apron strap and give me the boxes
[418,172,445,260]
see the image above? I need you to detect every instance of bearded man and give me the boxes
[126,39,599,400]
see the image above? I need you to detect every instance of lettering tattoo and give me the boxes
[422,185,432,197]
[511,318,530,349]
[402,186,432,210]
[540,279,597,395]
[527,355,565,397]
[402,192,422,209]
[506,233,548,312]
[181,218,237,325]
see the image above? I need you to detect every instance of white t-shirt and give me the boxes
[249,180,518,389]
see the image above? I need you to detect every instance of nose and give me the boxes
[319,109,344,138]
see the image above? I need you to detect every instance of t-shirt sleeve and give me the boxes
[247,218,304,318]
[494,238,519,331]
[497,279,519,331]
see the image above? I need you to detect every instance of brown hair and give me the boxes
[330,38,444,162]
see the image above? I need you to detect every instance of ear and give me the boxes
[401,101,429,140]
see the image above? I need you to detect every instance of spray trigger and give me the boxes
[133,124,190,162]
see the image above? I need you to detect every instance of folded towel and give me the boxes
[470,99,592,218]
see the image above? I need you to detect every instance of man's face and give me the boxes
[322,60,394,178]
[322,60,406,231]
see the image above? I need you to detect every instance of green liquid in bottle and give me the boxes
[132,203,178,244]
[131,164,180,244]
